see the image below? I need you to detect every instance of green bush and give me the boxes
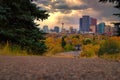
[83,38,92,45]
[64,44,75,51]
[98,39,120,56]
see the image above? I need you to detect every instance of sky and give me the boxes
[34,0,120,30]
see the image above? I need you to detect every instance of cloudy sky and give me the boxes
[34,0,120,30]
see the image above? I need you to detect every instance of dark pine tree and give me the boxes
[61,37,66,48]
[0,0,49,54]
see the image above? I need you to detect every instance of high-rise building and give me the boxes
[79,16,91,33]
[90,18,97,33]
[79,16,97,33]
[54,26,59,33]
[43,25,49,33]
[97,22,105,34]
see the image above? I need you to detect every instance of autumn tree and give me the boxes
[45,37,64,55]
[0,0,49,54]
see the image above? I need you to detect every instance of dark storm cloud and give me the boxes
[35,0,88,13]
[35,0,119,17]
[35,0,50,6]
[53,3,88,10]
[82,0,120,22]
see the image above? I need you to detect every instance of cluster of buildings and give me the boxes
[42,15,119,36]
[79,15,113,36]
[42,25,77,34]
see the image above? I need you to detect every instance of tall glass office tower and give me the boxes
[79,16,91,33]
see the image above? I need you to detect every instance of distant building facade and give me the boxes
[79,16,91,33]
[113,22,120,36]
[43,25,49,33]
[97,22,105,34]
[90,18,97,33]
[69,26,77,34]
[79,15,97,33]
[54,26,60,33]
[105,25,113,36]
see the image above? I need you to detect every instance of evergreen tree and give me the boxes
[61,37,66,48]
[0,0,49,54]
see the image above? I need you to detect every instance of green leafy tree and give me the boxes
[99,0,120,36]
[0,0,49,54]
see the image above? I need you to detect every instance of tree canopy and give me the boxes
[0,0,49,54]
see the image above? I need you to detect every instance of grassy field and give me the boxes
[0,42,28,56]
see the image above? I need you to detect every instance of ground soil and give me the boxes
[0,56,120,80]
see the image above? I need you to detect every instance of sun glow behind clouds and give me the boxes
[38,12,64,29]
[65,0,84,6]
[51,0,56,2]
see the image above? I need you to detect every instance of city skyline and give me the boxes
[34,0,120,29]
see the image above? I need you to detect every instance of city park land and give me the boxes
[0,34,120,61]
[0,34,120,80]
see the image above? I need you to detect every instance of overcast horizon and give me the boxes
[34,0,120,30]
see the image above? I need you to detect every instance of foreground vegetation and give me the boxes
[0,42,28,56]
[0,0,49,55]
[0,33,120,61]
[44,34,120,61]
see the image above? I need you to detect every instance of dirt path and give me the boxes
[0,56,120,80]
[54,51,81,58]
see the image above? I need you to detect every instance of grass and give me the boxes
[0,42,28,56]
[100,54,120,61]
[1,43,120,62]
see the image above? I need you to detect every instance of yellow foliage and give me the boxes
[71,38,80,45]
[110,36,120,44]
[80,44,100,58]
[45,37,64,56]
[100,53,120,61]
[0,42,28,56]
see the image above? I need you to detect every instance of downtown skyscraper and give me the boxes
[97,22,105,34]
[79,15,97,33]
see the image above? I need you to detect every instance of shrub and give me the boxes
[83,38,92,45]
[45,37,64,56]
[64,44,75,51]
[80,44,99,58]
[98,39,120,56]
